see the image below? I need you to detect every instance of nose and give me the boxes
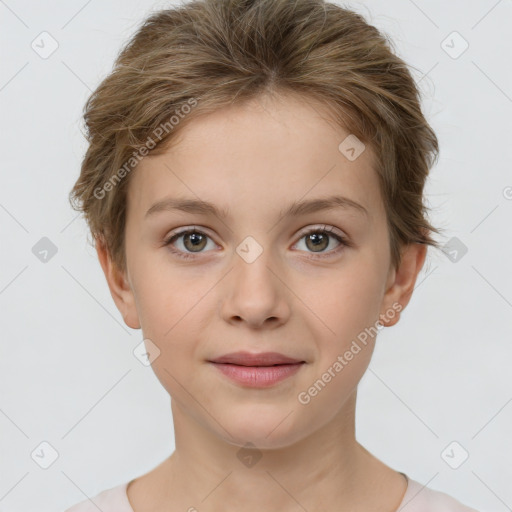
[220,248,291,330]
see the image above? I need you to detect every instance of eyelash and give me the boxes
[163,225,350,261]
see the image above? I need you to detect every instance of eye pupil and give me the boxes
[306,233,328,252]
[184,232,206,252]
[168,227,344,259]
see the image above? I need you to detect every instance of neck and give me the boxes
[130,390,407,512]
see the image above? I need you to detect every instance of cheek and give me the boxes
[132,255,207,336]
[311,264,384,338]
[133,266,208,398]
[296,272,382,418]
[132,270,217,397]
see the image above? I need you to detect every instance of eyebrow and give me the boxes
[145,195,368,220]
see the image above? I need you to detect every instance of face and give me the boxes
[98,92,426,450]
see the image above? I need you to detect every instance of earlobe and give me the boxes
[379,243,427,328]
[95,238,141,330]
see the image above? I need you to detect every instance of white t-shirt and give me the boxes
[64,473,480,511]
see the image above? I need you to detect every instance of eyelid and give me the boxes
[164,225,219,249]
[296,224,344,238]
[164,224,350,259]
[163,226,219,261]
[291,224,351,256]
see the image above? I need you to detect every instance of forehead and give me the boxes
[127,92,383,224]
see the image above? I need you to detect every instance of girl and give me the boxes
[66,0,479,510]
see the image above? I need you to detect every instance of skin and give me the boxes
[97,91,427,512]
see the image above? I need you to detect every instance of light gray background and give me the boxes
[1,1,511,511]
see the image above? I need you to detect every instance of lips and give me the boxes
[208,351,304,366]
[208,351,306,388]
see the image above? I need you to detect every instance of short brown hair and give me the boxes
[69,0,443,274]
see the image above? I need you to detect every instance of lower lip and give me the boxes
[209,362,304,388]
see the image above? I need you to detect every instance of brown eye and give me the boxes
[305,232,329,252]
[293,226,349,258]
[182,231,207,252]
[164,228,216,259]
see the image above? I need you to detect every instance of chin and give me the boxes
[218,411,307,451]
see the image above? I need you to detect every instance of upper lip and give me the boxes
[208,351,305,366]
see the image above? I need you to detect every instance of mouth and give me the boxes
[207,352,306,388]
[208,351,305,366]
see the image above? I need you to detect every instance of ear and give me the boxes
[95,238,141,330]
[379,243,427,327]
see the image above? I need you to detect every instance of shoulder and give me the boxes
[64,482,133,512]
[400,477,480,512]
